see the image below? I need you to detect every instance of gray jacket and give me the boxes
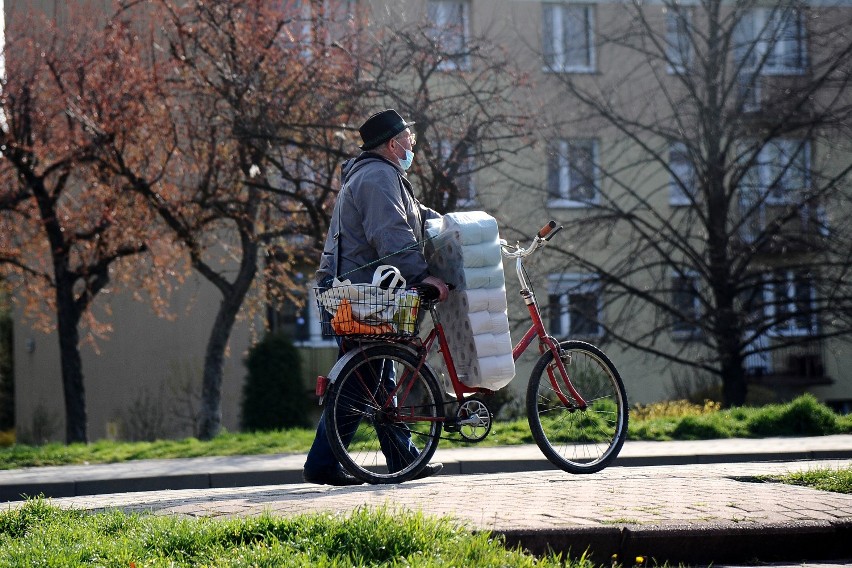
[316,153,441,285]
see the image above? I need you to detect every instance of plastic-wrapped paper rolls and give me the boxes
[468,311,511,335]
[472,332,513,358]
[443,211,500,245]
[425,211,515,392]
[458,240,503,267]
[462,287,508,312]
[473,355,516,385]
[461,265,505,290]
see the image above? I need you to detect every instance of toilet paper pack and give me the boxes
[425,212,515,391]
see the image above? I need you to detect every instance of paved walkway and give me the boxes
[2,436,852,565]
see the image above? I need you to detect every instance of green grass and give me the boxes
[0,394,849,471]
[760,465,852,494]
[0,499,589,567]
[628,394,852,441]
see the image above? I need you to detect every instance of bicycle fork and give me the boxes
[517,284,588,411]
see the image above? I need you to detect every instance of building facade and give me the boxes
[7,0,852,443]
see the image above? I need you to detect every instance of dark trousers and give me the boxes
[303,281,418,474]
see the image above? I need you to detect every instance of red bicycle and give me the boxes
[316,221,628,484]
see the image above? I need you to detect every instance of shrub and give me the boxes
[241,332,310,431]
[671,414,733,439]
[746,394,838,437]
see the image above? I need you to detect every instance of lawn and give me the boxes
[0,500,585,567]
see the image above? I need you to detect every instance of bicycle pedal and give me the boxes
[315,375,329,398]
[444,422,461,433]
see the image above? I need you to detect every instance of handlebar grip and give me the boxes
[537,220,557,239]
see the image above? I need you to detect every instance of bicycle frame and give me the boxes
[386,222,588,419]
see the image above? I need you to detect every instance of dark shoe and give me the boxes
[303,468,364,486]
[413,462,443,480]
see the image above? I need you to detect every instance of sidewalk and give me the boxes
[1,435,850,502]
[2,436,852,565]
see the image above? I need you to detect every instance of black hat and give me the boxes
[359,109,415,150]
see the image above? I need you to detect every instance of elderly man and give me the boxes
[303,109,449,486]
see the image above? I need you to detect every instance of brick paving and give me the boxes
[40,460,852,530]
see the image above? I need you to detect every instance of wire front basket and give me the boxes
[315,284,423,338]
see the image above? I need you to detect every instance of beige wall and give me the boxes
[13,273,259,442]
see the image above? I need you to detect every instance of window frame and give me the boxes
[547,138,600,208]
[665,6,693,75]
[739,138,812,243]
[436,138,477,207]
[669,141,697,207]
[765,270,819,338]
[427,0,471,71]
[737,6,808,77]
[542,3,596,74]
[548,274,604,340]
[670,271,702,340]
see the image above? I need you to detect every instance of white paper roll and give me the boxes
[468,310,510,335]
[442,211,500,245]
[460,239,502,268]
[464,288,508,312]
[463,265,505,289]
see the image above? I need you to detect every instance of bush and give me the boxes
[671,414,733,439]
[746,394,838,437]
[241,332,310,431]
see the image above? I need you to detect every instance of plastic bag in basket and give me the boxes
[331,299,395,335]
[317,265,406,322]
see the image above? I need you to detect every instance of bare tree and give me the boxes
[353,18,537,214]
[535,0,852,406]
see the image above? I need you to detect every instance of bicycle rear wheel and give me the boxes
[325,344,443,484]
[526,340,628,474]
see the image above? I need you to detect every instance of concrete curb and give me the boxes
[498,520,852,564]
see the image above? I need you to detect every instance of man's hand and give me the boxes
[421,275,449,302]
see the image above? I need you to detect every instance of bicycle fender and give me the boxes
[326,342,428,385]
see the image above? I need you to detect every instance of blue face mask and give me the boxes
[398,147,414,171]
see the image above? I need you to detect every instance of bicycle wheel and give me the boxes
[526,340,628,474]
[325,344,444,484]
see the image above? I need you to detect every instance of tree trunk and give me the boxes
[197,237,259,441]
[56,283,87,444]
[721,353,748,408]
[197,296,242,440]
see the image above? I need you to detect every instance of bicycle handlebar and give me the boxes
[537,221,557,239]
[501,220,563,259]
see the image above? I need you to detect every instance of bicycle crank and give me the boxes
[449,398,492,442]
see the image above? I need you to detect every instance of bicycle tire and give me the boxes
[325,344,443,484]
[526,340,628,474]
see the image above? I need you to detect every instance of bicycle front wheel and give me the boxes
[526,340,628,474]
[325,344,444,484]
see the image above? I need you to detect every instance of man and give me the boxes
[303,109,449,486]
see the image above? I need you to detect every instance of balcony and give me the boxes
[745,338,832,388]
[736,201,828,254]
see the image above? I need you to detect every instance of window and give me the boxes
[737,71,762,113]
[735,7,807,76]
[542,3,595,73]
[767,270,818,337]
[435,138,476,206]
[547,139,598,207]
[280,0,358,56]
[666,7,692,74]
[739,138,811,242]
[671,272,701,338]
[548,274,603,339]
[427,0,470,70]
[669,141,696,206]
